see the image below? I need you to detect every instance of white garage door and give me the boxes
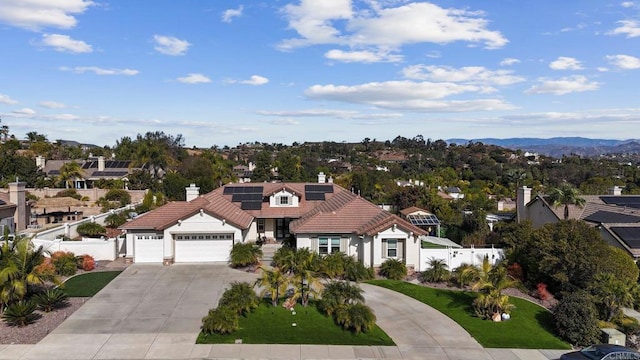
[174,233,233,262]
[135,238,164,263]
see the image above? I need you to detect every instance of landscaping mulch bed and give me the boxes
[0,260,129,344]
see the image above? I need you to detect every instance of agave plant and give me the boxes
[33,288,70,312]
[1,300,40,327]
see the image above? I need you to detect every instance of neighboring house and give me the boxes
[0,182,30,234]
[517,185,640,258]
[120,174,426,269]
[445,187,465,200]
[233,162,255,183]
[37,155,142,189]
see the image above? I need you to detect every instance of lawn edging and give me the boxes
[367,280,570,349]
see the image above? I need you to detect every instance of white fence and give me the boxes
[419,246,504,272]
[28,203,137,260]
[31,237,125,261]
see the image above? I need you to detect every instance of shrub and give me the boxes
[272,246,294,268]
[34,257,56,277]
[452,263,479,287]
[320,252,347,279]
[79,254,95,271]
[51,251,77,276]
[201,307,239,335]
[419,257,450,283]
[554,291,600,346]
[344,257,374,282]
[76,222,106,237]
[104,189,131,207]
[379,258,407,280]
[55,189,81,200]
[318,281,365,317]
[105,212,127,228]
[229,242,262,268]
[218,282,259,316]
[507,263,524,282]
[1,301,40,327]
[334,303,377,334]
[537,283,551,301]
[33,289,69,312]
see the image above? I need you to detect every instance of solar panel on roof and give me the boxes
[584,211,640,224]
[611,227,640,248]
[241,201,262,210]
[81,162,92,169]
[601,196,640,209]
[407,214,440,226]
[306,192,326,201]
[223,187,234,195]
[305,185,333,193]
[232,193,263,202]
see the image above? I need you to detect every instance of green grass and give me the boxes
[197,301,395,345]
[60,271,122,297]
[368,280,570,349]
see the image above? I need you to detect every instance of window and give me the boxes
[279,196,290,205]
[386,239,397,258]
[319,237,340,255]
[257,219,265,232]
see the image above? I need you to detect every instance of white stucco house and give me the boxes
[120,175,427,268]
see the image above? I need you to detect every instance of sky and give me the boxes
[1,0,640,148]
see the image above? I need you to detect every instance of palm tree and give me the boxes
[0,237,60,312]
[419,257,450,283]
[453,263,479,288]
[280,248,322,307]
[548,183,586,220]
[320,252,347,280]
[471,257,517,320]
[218,281,259,315]
[254,267,289,306]
[57,161,84,189]
[318,281,365,316]
[589,273,635,321]
[334,303,377,334]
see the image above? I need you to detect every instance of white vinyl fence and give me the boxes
[419,245,503,272]
[28,203,136,260]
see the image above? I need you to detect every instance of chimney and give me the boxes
[9,181,27,231]
[98,156,105,171]
[516,186,531,223]
[318,172,326,184]
[609,186,622,196]
[186,184,200,202]
[328,176,333,183]
[35,155,46,170]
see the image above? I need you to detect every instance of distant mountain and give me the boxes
[446,137,640,158]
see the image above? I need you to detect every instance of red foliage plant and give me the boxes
[537,283,551,301]
[81,255,95,271]
[34,257,56,276]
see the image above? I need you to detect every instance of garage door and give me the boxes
[174,233,233,262]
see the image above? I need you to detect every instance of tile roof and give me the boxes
[532,195,640,223]
[120,192,253,231]
[400,206,430,216]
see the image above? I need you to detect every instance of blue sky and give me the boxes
[1,1,640,148]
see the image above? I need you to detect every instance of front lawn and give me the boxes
[368,280,570,349]
[197,301,395,345]
[60,271,122,297]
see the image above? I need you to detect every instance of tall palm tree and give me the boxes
[548,183,586,220]
[280,248,322,307]
[318,281,365,316]
[57,161,84,189]
[254,267,289,306]
[471,257,517,320]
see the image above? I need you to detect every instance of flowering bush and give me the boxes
[34,257,56,277]
[51,251,77,276]
[81,255,95,271]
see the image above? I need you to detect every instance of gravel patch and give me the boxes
[0,297,88,344]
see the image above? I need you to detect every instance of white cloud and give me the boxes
[177,73,211,84]
[222,5,243,23]
[0,0,93,31]
[0,94,18,105]
[606,54,640,69]
[500,58,520,66]
[304,80,515,112]
[525,75,599,95]
[402,65,525,86]
[279,1,507,52]
[13,108,36,115]
[153,35,191,56]
[325,49,402,63]
[257,109,359,118]
[621,2,635,8]
[609,20,640,38]
[60,66,139,76]
[42,33,92,53]
[549,56,584,70]
[226,75,269,85]
[40,101,66,109]
[268,118,300,125]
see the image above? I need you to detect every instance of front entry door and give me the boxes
[275,218,291,240]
